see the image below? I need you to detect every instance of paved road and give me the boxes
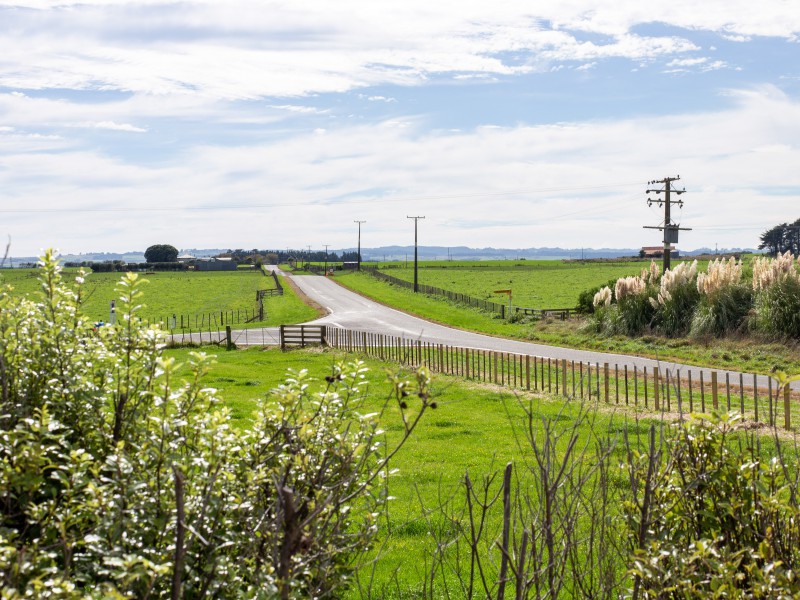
[173,269,791,390]
[286,272,791,390]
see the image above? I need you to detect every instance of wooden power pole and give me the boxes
[354,220,365,270]
[407,216,425,292]
[644,176,691,271]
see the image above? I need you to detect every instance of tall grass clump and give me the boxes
[691,256,752,337]
[647,260,699,337]
[615,274,657,336]
[750,251,800,338]
[588,263,660,336]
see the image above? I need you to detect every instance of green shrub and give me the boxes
[616,290,657,336]
[0,251,429,598]
[577,278,617,314]
[626,413,800,598]
[691,284,753,338]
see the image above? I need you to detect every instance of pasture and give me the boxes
[367,259,710,309]
[0,267,320,328]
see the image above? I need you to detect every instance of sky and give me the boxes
[2,1,800,258]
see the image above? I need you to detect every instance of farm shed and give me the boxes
[194,257,238,271]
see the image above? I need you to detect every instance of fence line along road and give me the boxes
[322,326,799,431]
[166,268,800,406]
[359,265,575,319]
[283,271,799,393]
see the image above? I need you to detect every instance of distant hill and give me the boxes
[1,245,760,268]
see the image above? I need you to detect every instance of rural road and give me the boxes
[175,269,794,391]
[286,271,795,391]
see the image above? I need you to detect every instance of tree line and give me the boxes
[759,217,800,256]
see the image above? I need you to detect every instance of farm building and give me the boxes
[194,257,238,271]
[640,246,679,258]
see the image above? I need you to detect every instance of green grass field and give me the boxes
[164,345,646,594]
[0,267,320,328]
[166,344,787,597]
[366,259,716,309]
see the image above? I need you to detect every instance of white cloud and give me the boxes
[0,1,797,100]
[91,120,147,132]
[362,95,397,103]
[3,85,799,255]
[268,104,329,114]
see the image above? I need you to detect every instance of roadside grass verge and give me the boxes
[331,270,800,376]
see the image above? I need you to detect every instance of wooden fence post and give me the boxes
[785,384,792,431]
[753,374,759,423]
[653,367,660,411]
[604,363,609,403]
[711,372,718,410]
[526,355,530,390]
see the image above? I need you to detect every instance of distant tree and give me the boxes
[265,252,279,265]
[144,244,178,263]
[758,219,800,256]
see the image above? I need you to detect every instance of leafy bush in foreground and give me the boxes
[0,251,430,598]
[626,413,800,599]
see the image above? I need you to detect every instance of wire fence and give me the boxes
[359,266,575,319]
[325,327,800,431]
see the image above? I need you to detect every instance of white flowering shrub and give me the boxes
[587,268,658,336]
[692,257,751,337]
[593,286,612,308]
[0,251,429,598]
[752,250,799,292]
[614,276,646,302]
[697,257,742,298]
[643,260,700,337]
[751,251,800,339]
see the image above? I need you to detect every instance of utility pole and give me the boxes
[354,220,366,271]
[323,244,330,275]
[644,175,691,271]
[407,216,425,292]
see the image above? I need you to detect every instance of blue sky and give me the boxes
[1,1,800,257]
